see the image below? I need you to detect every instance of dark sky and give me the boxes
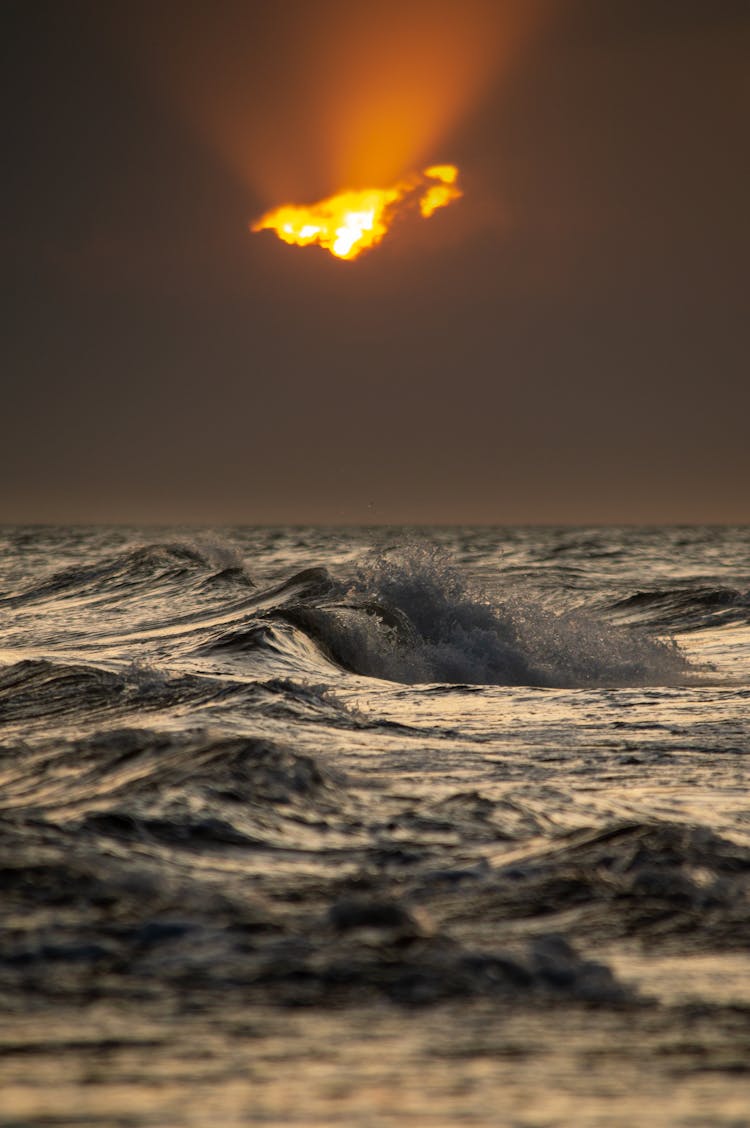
[3,0,749,524]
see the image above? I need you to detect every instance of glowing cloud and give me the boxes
[251,165,462,260]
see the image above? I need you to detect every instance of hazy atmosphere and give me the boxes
[3,9,750,1125]
[3,0,749,522]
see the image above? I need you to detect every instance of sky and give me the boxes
[3,0,749,524]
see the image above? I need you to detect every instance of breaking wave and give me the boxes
[263,547,692,687]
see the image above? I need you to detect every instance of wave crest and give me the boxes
[328,547,691,687]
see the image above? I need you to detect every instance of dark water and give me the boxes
[1,526,749,1125]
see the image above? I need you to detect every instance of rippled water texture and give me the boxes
[1,526,749,1125]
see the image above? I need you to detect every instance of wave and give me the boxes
[477,821,750,952]
[0,725,344,837]
[5,811,745,1004]
[252,548,692,687]
[0,658,239,728]
[610,585,750,632]
[0,542,254,607]
[0,661,368,749]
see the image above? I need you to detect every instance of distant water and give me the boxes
[1,525,749,1127]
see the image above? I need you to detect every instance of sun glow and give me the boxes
[251,165,462,260]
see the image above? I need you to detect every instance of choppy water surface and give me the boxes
[1,525,749,1126]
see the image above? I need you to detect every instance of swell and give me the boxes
[0,658,240,729]
[0,544,237,605]
[0,659,365,741]
[434,821,750,955]
[2,808,747,1008]
[0,728,347,848]
[610,585,750,632]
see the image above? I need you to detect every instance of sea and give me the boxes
[1,524,749,1127]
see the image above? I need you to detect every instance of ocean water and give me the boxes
[1,525,749,1127]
